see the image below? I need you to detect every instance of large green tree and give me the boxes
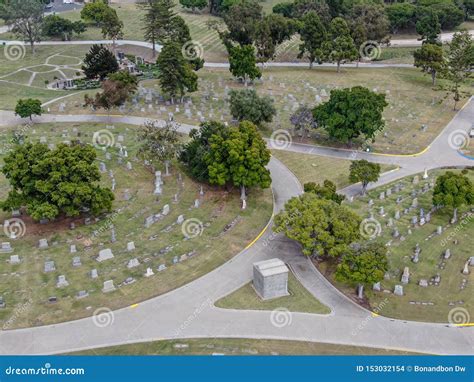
[415,8,441,44]
[139,0,176,57]
[228,44,261,85]
[179,0,207,12]
[255,13,295,63]
[138,120,181,176]
[274,193,361,258]
[82,44,119,80]
[335,243,388,299]
[156,41,198,102]
[180,121,229,182]
[80,0,110,26]
[297,11,327,69]
[414,43,445,86]
[304,180,345,204]
[42,15,87,40]
[206,121,271,208]
[432,171,474,223]
[0,0,43,52]
[349,3,390,43]
[312,86,388,144]
[15,98,42,121]
[100,6,124,46]
[229,88,276,125]
[223,0,263,45]
[1,142,114,221]
[322,17,358,72]
[349,159,381,195]
[441,30,473,110]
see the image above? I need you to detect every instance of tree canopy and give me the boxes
[432,171,474,214]
[349,160,381,194]
[1,142,114,221]
[82,44,119,80]
[229,88,276,125]
[274,193,361,258]
[15,99,42,121]
[312,86,388,144]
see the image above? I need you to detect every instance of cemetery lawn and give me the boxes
[329,169,474,323]
[214,272,330,314]
[69,338,420,355]
[0,44,91,110]
[271,150,396,189]
[0,122,273,329]
[50,67,471,155]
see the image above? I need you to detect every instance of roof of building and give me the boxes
[253,258,289,277]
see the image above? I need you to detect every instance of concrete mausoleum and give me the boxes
[252,258,289,300]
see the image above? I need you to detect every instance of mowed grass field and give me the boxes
[334,169,474,322]
[50,66,470,155]
[271,150,396,189]
[215,271,331,314]
[0,122,273,329]
[69,337,420,355]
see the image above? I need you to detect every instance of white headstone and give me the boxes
[144,267,154,277]
[97,248,114,262]
[127,258,140,268]
[127,241,135,251]
[56,275,69,288]
[102,280,116,293]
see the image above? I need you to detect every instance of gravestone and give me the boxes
[127,241,135,251]
[368,199,374,206]
[72,256,81,267]
[172,256,178,264]
[394,210,400,220]
[144,267,154,277]
[145,216,154,228]
[157,264,167,272]
[426,212,431,222]
[423,169,428,179]
[38,239,49,249]
[177,215,184,224]
[469,256,474,266]
[44,261,55,273]
[379,206,385,216]
[373,282,381,291]
[392,228,400,238]
[394,285,404,296]
[0,296,5,309]
[0,242,13,253]
[411,216,418,226]
[97,248,114,262]
[401,267,410,284]
[437,226,443,235]
[111,228,117,243]
[379,192,385,200]
[386,188,392,196]
[194,199,200,208]
[9,255,20,264]
[70,245,77,254]
[413,175,419,184]
[56,275,69,288]
[126,161,133,170]
[253,258,289,300]
[419,279,428,287]
[462,261,469,275]
[102,280,116,293]
[99,162,106,173]
[76,290,89,299]
[127,258,140,268]
[90,269,98,279]
[444,249,451,259]
[162,204,170,215]
[412,198,418,208]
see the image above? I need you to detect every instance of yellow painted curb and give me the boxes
[244,213,274,250]
[130,303,139,309]
[372,145,430,158]
[454,323,474,327]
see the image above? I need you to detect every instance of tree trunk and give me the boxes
[309,60,313,69]
[356,58,360,68]
[165,161,170,176]
[362,183,367,195]
[357,284,364,299]
[431,71,436,86]
[337,61,341,73]
[152,36,156,57]
[240,185,247,210]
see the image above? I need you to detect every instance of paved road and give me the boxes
[0,98,472,355]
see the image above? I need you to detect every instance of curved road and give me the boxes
[0,96,472,355]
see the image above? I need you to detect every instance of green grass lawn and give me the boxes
[334,168,474,322]
[215,271,330,314]
[0,122,273,329]
[50,66,469,155]
[68,338,419,355]
[271,150,396,189]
